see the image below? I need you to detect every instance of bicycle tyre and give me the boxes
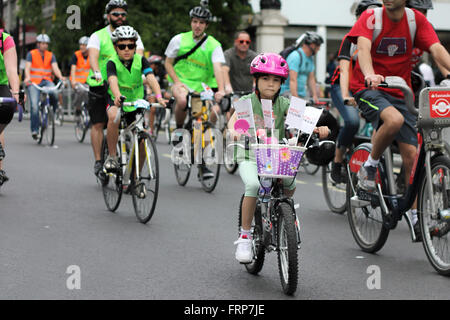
[303,157,320,175]
[74,111,87,143]
[200,129,221,193]
[153,108,165,142]
[276,202,298,295]
[38,103,45,145]
[131,131,159,224]
[322,164,347,214]
[346,167,390,253]
[418,155,450,276]
[238,194,265,275]
[101,138,123,212]
[46,108,55,146]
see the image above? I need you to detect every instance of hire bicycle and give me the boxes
[347,76,450,276]
[100,98,161,224]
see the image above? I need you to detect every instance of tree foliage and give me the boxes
[18,0,253,73]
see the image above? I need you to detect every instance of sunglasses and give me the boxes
[116,43,136,50]
[238,40,251,44]
[111,12,127,17]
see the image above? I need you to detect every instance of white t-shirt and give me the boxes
[418,62,436,87]
[164,34,225,64]
[87,25,145,51]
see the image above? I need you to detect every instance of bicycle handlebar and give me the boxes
[378,76,417,116]
[29,81,63,94]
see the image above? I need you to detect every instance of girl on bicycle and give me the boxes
[227,53,329,263]
[104,26,166,172]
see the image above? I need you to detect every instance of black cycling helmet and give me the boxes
[355,0,382,17]
[189,0,212,22]
[302,31,324,46]
[407,0,433,10]
[105,0,128,14]
[305,141,336,166]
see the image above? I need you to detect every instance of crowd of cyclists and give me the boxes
[1,0,450,291]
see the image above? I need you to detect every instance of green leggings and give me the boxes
[239,161,296,197]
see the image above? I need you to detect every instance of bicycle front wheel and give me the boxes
[44,108,55,146]
[74,111,87,143]
[55,107,64,126]
[132,132,159,224]
[200,130,221,193]
[277,202,299,295]
[101,138,122,212]
[322,164,347,214]
[346,168,389,253]
[418,155,450,276]
[238,194,265,275]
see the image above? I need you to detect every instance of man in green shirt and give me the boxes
[164,3,226,130]
[87,0,145,179]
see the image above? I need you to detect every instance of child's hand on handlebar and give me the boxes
[344,96,357,107]
[314,126,330,140]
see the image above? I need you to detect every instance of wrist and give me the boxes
[155,93,162,99]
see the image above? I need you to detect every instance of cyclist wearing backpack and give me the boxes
[280,31,323,104]
[348,0,450,196]
[329,0,382,184]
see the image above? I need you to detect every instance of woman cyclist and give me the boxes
[227,53,329,263]
[104,26,166,172]
[0,22,22,186]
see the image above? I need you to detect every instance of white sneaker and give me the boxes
[234,235,253,264]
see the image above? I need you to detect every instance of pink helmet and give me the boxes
[250,53,289,79]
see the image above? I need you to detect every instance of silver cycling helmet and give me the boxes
[79,36,89,45]
[407,0,433,10]
[298,31,324,46]
[111,26,138,44]
[189,0,212,22]
[105,0,128,14]
[36,34,51,43]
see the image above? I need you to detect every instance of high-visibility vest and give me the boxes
[29,49,53,84]
[71,50,90,84]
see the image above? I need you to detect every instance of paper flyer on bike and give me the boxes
[285,96,307,130]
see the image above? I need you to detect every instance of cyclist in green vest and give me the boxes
[164,2,226,130]
[0,25,22,186]
[86,0,145,179]
[104,26,165,172]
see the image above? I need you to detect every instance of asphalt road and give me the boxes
[0,120,449,300]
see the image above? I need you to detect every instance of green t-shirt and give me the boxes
[234,93,290,163]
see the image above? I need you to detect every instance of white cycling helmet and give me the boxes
[79,36,89,45]
[36,34,51,43]
[111,26,138,44]
[105,0,128,14]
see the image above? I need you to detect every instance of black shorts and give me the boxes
[0,85,14,125]
[106,96,139,126]
[87,84,108,125]
[355,89,418,146]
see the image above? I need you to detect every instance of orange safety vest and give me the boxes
[30,49,53,84]
[71,50,90,84]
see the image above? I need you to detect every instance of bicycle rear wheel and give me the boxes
[346,168,389,253]
[322,163,347,214]
[238,194,265,274]
[276,202,298,295]
[74,110,87,143]
[200,129,221,193]
[101,138,122,212]
[44,108,55,146]
[132,132,159,224]
[418,155,450,276]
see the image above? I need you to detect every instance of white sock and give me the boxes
[240,228,252,240]
[365,155,379,167]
